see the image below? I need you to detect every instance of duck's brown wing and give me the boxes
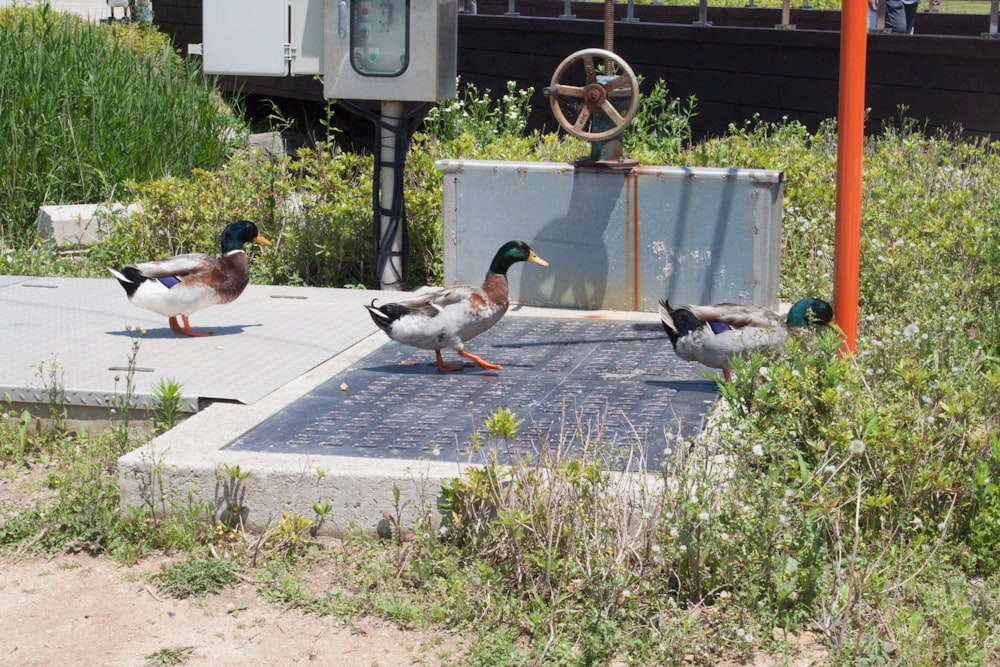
[391,286,480,318]
[130,253,218,281]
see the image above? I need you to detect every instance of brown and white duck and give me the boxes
[365,240,549,372]
[110,220,271,336]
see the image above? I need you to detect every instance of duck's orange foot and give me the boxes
[435,350,464,372]
[169,315,212,337]
[459,349,502,371]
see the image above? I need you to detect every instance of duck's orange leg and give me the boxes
[458,349,502,371]
[169,315,212,337]
[435,350,463,372]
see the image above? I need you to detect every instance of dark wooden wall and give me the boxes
[152,0,1000,139]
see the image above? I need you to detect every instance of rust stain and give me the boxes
[627,170,640,310]
[579,313,610,320]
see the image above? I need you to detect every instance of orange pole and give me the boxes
[834,0,867,354]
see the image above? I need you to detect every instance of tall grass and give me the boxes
[0,6,242,246]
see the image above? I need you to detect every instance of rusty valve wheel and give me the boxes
[543,48,640,143]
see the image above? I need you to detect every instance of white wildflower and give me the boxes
[751,444,764,458]
[849,439,866,455]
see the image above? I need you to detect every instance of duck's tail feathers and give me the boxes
[365,299,413,333]
[659,299,709,348]
[658,300,682,348]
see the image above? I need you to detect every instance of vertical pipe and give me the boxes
[834,0,867,353]
[697,0,710,26]
[379,100,404,290]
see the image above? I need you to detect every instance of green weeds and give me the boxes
[0,6,240,246]
[1,56,999,665]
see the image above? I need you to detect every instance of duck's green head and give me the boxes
[786,298,841,332]
[220,220,272,254]
[489,240,549,275]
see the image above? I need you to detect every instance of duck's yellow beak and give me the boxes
[528,250,549,267]
[827,319,846,338]
[254,234,273,247]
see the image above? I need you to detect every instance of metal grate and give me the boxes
[229,317,719,470]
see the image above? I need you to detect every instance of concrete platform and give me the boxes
[1,274,719,534]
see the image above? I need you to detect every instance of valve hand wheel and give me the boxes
[545,48,640,143]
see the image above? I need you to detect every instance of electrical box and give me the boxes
[202,0,323,76]
[323,0,457,102]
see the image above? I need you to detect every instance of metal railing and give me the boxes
[484,0,1000,37]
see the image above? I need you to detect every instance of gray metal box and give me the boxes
[438,160,784,312]
[202,0,324,76]
[323,0,457,101]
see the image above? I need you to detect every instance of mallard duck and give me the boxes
[658,297,842,380]
[365,240,549,372]
[109,220,272,337]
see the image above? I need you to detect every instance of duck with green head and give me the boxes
[658,297,843,380]
[366,240,549,372]
[110,220,272,337]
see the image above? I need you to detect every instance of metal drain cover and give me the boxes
[229,317,719,470]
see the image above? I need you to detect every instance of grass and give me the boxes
[1,10,999,666]
[0,6,243,247]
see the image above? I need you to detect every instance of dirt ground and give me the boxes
[0,468,828,667]
[0,550,831,667]
[0,552,463,667]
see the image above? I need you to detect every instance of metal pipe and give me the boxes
[626,0,639,23]
[505,0,518,16]
[990,0,999,35]
[378,100,405,290]
[560,0,575,19]
[834,0,868,354]
[696,0,710,26]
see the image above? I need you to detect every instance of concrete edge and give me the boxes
[117,305,668,535]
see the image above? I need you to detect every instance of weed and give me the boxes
[145,646,195,666]
[157,556,240,599]
[215,463,250,529]
[0,6,239,245]
[151,377,185,435]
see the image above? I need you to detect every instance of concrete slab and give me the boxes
[1,274,718,535]
[117,301,719,535]
[0,275,406,421]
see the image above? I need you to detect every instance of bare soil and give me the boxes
[0,467,828,667]
[0,552,462,666]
